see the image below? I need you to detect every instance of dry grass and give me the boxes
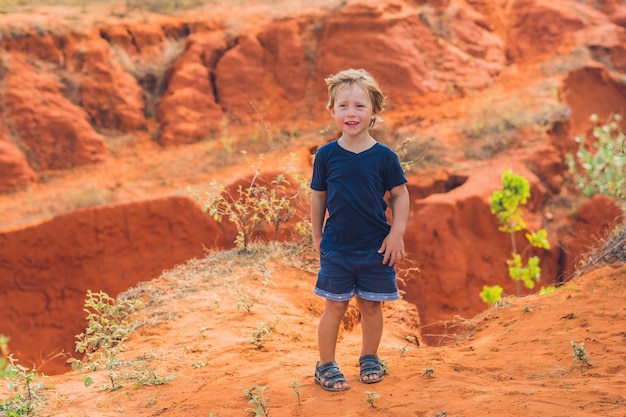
[112,38,186,118]
[0,0,337,14]
[0,0,200,14]
[577,221,626,275]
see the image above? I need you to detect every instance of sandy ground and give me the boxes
[4,244,621,417]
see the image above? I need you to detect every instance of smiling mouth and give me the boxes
[345,121,358,126]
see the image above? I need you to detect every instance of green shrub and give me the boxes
[480,170,551,304]
[565,113,625,207]
[0,355,44,417]
[243,384,270,417]
[193,154,308,251]
[69,290,141,370]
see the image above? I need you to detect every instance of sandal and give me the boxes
[359,354,385,384]
[315,361,350,392]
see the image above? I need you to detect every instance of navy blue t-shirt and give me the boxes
[311,140,407,251]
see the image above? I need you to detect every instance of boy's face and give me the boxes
[329,84,376,137]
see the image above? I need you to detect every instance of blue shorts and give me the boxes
[315,248,401,302]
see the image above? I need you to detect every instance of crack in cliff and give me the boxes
[205,36,239,111]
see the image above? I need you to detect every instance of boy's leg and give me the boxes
[318,299,350,389]
[356,296,383,382]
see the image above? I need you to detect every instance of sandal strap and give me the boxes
[316,361,347,385]
[359,354,384,378]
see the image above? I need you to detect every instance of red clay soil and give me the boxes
[4,250,623,417]
[0,0,625,415]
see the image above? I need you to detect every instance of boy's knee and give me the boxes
[357,298,382,314]
[325,300,350,315]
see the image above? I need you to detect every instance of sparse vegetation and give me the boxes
[249,318,281,349]
[232,282,267,314]
[63,290,176,393]
[422,367,434,378]
[112,38,186,119]
[0,0,207,14]
[290,380,303,406]
[63,183,114,210]
[571,341,591,375]
[0,356,45,417]
[566,113,625,208]
[193,154,308,251]
[396,343,411,357]
[480,170,552,305]
[576,220,626,274]
[396,335,418,357]
[243,384,270,417]
[365,391,380,408]
[69,290,142,370]
[463,85,570,160]
[394,137,424,174]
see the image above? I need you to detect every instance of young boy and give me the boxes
[310,68,410,392]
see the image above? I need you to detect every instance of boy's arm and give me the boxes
[310,190,327,252]
[379,183,410,266]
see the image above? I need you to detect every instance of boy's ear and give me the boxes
[328,107,335,116]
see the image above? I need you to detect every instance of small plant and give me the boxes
[380,359,390,376]
[290,380,303,405]
[396,335,418,358]
[481,169,551,304]
[82,374,93,387]
[69,290,142,370]
[243,384,270,417]
[365,391,380,408]
[194,154,307,252]
[396,343,411,357]
[192,361,208,369]
[199,168,263,251]
[0,355,45,416]
[479,284,504,306]
[101,371,121,392]
[96,358,174,392]
[259,173,298,240]
[128,366,175,389]
[293,219,313,247]
[0,335,13,378]
[231,276,275,314]
[566,113,625,207]
[422,367,434,378]
[233,285,266,314]
[394,137,425,173]
[249,319,280,349]
[571,341,591,375]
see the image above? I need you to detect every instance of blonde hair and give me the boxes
[325,69,386,128]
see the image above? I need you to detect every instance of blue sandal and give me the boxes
[315,361,350,392]
[359,354,385,384]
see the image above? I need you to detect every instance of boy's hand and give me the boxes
[378,231,406,266]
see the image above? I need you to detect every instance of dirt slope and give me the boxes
[8,245,623,417]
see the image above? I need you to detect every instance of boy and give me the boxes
[310,68,410,392]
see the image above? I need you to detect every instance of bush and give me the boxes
[193,153,309,251]
[480,170,551,305]
[566,113,625,208]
